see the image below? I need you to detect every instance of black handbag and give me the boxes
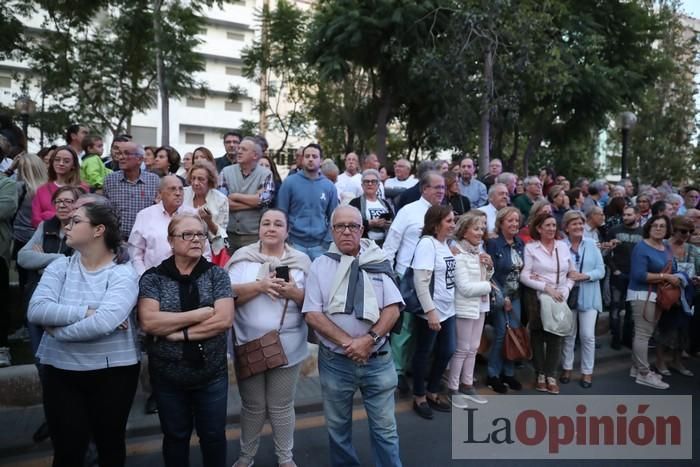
[567,247,585,310]
[399,236,435,314]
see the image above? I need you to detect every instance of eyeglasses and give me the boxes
[53,198,75,207]
[676,229,691,235]
[67,217,88,228]
[332,223,362,233]
[362,179,379,185]
[172,232,207,241]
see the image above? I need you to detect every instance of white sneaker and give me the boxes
[635,371,669,390]
[449,391,469,409]
[630,366,637,378]
[459,386,488,404]
[0,347,11,367]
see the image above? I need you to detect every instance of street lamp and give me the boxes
[14,95,37,138]
[618,111,637,180]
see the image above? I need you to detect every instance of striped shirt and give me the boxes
[103,169,160,240]
[27,254,141,371]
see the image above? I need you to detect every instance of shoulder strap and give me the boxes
[555,247,560,285]
[278,299,290,331]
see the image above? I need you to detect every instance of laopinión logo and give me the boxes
[452,396,692,459]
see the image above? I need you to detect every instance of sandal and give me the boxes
[580,374,592,389]
[559,370,571,384]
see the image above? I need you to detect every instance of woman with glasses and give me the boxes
[627,214,679,389]
[411,205,457,419]
[653,216,699,378]
[138,213,234,467]
[31,146,87,228]
[349,169,394,247]
[28,200,141,467]
[559,211,605,389]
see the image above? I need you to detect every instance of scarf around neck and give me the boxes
[225,241,311,280]
[324,238,397,324]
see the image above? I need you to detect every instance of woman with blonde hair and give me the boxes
[448,210,493,407]
[183,161,228,255]
[13,153,48,256]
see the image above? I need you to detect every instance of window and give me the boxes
[225,101,243,112]
[227,31,245,41]
[0,76,11,88]
[225,65,242,76]
[130,126,157,146]
[186,97,206,108]
[185,132,205,145]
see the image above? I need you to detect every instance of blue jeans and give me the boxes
[412,315,456,396]
[152,375,228,467]
[291,242,329,261]
[488,299,522,378]
[318,345,402,467]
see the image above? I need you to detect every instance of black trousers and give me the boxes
[0,259,10,347]
[43,363,140,467]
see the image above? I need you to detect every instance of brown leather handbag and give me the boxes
[503,307,532,361]
[234,299,289,381]
[643,261,681,322]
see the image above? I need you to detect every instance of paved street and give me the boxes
[3,354,699,467]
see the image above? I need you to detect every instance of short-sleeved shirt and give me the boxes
[302,255,403,354]
[138,264,232,387]
[412,237,456,322]
[229,261,309,367]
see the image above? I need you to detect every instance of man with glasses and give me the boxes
[383,170,445,393]
[304,205,403,467]
[277,143,338,260]
[103,142,159,240]
[513,175,543,219]
[215,130,242,173]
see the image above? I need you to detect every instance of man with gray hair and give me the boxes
[220,136,274,251]
[513,175,542,219]
[321,159,340,183]
[479,183,510,233]
[383,170,445,392]
[394,160,437,211]
[103,141,160,240]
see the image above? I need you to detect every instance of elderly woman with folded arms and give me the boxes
[138,213,234,467]
[227,208,310,467]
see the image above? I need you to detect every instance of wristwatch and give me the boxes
[368,330,381,344]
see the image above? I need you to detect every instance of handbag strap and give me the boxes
[278,299,290,331]
[505,322,529,358]
[555,247,560,286]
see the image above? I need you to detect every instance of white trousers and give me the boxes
[561,309,597,374]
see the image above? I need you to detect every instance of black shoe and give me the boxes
[559,371,571,384]
[514,361,525,370]
[486,376,508,394]
[397,375,410,396]
[413,400,433,420]
[501,375,522,391]
[426,396,451,413]
[33,421,50,443]
[145,394,158,414]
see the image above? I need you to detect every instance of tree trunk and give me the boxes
[154,0,169,146]
[522,131,545,177]
[479,47,493,177]
[505,123,519,172]
[375,89,392,165]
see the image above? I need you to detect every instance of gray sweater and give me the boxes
[27,254,141,371]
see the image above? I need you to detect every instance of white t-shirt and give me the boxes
[365,199,389,241]
[335,172,363,200]
[412,237,456,322]
[385,176,418,190]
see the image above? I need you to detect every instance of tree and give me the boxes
[241,0,313,159]
[25,0,210,138]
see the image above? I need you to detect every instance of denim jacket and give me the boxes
[485,234,525,293]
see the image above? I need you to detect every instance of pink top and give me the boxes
[31,182,89,228]
[520,239,575,298]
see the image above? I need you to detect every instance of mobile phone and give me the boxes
[275,266,290,282]
[379,212,393,221]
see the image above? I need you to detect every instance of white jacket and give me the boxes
[454,242,493,319]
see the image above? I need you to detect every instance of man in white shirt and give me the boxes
[479,183,510,234]
[335,152,363,202]
[383,170,445,393]
[385,158,418,190]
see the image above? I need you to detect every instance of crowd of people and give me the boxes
[1,119,699,467]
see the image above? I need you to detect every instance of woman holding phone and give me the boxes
[227,209,311,467]
[183,161,228,255]
[349,169,394,247]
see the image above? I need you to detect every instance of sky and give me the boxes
[681,0,700,19]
